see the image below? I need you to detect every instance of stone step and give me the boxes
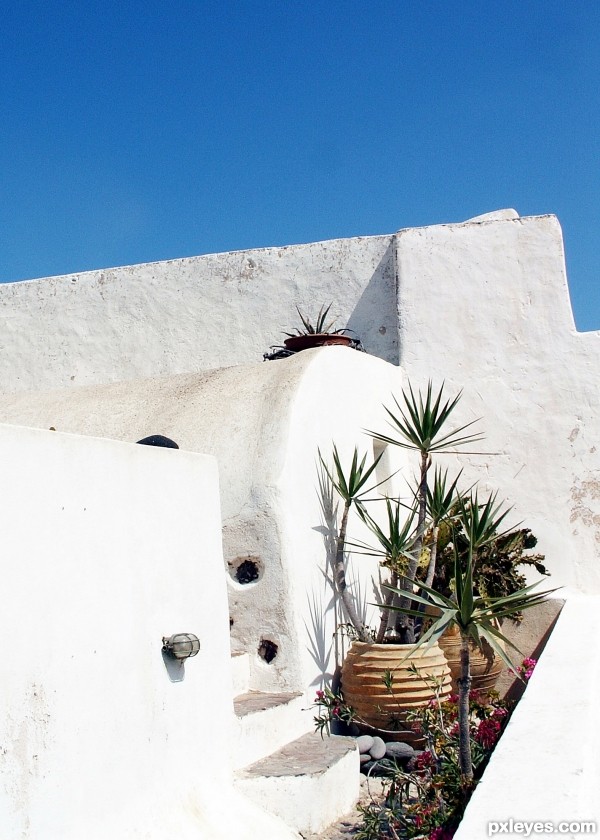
[231,651,250,696]
[232,690,312,770]
[235,732,359,836]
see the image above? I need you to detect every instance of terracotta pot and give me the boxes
[437,623,503,695]
[341,641,452,745]
[283,333,353,352]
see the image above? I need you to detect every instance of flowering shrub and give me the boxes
[515,657,537,680]
[354,671,539,840]
[311,686,356,737]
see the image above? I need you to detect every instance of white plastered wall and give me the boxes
[394,212,600,594]
[0,349,410,697]
[0,423,298,840]
[0,235,397,394]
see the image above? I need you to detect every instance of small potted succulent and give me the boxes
[282,304,354,352]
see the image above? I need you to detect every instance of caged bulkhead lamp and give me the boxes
[162,633,200,660]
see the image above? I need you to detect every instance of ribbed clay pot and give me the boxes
[437,623,503,695]
[341,641,452,745]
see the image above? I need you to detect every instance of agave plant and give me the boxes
[384,489,559,783]
[284,303,349,337]
[368,382,484,642]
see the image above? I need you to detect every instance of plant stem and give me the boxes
[457,630,473,783]
[424,523,439,588]
[376,570,398,643]
[395,451,431,642]
[335,502,370,642]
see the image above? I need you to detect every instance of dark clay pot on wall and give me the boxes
[283,334,354,352]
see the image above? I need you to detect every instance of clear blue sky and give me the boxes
[1,1,598,330]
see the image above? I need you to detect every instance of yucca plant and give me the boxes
[368,382,483,642]
[352,498,418,642]
[319,445,384,642]
[423,466,464,588]
[384,489,559,784]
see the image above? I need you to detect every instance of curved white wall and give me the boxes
[0,349,410,695]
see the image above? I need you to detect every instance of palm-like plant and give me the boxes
[319,445,383,643]
[384,489,559,784]
[353,498,418,642]
[423,467,463,588]
[368,382,484,642]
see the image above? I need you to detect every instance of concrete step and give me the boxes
[231,652,250,696]
[232,690,312,769]
[235,732,359,836]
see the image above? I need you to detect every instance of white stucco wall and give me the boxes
[0,424,297,839]
[0,349,410,697]
[0,235,397,394]
[394,213,600,594]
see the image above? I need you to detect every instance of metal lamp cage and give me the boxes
[162,633,200,659]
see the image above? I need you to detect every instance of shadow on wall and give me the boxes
[346,240,399,365]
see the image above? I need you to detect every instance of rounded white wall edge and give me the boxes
[465,208,520,222]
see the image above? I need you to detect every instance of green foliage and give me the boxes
[355,689,516,839]
[355,498,418,577]
[320,444,384,508]
[311,686,356,737]
[369,380,484,456]
[431,504,549,623]
[284,303,348,337]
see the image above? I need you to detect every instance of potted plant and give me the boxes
[385,489,557,786]
[432,508,549,693]
[282,303,355,352]
[320,382,553,744]
[320,382,481,740]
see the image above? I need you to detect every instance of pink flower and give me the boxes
[429,828,455,840]
[415,750,434,771]
[475,718,501,749]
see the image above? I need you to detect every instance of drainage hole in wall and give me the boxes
[258,639,278,664]
[236,559,260,584]
[228,555,263,585]
[229,617,234,630]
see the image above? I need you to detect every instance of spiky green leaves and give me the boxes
[369,381,484,455]
[382,489,559,674]
[319,445,383,508]
[285,304,347,337]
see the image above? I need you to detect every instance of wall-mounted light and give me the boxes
[162,633,200,660]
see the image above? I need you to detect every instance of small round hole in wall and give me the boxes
[236,559,259,584]
[228,555,263,586]
[258,639,278,664]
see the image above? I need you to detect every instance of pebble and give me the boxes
[384,741,415,761]
[369,736,386,760]
[356,735,374,754]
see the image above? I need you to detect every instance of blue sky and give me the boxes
[1,1,598,330]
